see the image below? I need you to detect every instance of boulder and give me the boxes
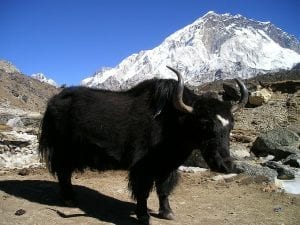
[0,130,40,169]
[262,161,295,180]
[283,154,300,168]
[0,131,31,147]
[248,88,272,106]
[230,143,251,160]
[251,127,300,160]
[235,160,278,182]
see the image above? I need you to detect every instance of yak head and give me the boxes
[167,66,248,174]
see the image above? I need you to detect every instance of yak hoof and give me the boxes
[158,211,175,220]
[137,215,151,225]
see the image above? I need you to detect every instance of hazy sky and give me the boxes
[1,0,299,85]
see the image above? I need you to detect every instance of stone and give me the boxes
[212,173,237,181]
[249,88,272,106]
[178,166,208,173]
[18,168,30,176]
[0,130,40,169]
[230,143,251,160]
[235,160,278,182]
[251,127,300,160]
[15,209,26,216]
[273,206,284,213]
[258,155,275,164]
[6,117,24,128]
[283,154,300,168]
[263,161,295,180]
[0,132,31,147]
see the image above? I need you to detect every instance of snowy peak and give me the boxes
[82,12,300,90]
[180,11,300,55]
[31,73,58,87]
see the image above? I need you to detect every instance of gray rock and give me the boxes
[263,161,295,180]
[0,112,42,129]
[6,117,24,128]
[0,132,31,147]
[0,114,15,124]
[235,160,278,182]
[251,127,300,160]
[273,206,284,213]
[0,130,40,169]
[283,154,300,168]
[230,143,251,160]
[288,125,300,136]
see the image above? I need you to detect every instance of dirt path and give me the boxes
[0,169,299,225]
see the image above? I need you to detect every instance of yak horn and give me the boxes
[231,78,249,113]
[166,66,193,113]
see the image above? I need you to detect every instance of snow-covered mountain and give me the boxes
[82,11,300,90]
[31,73,58,87]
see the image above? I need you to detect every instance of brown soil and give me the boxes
[0,70,59,113]
[0,169,299,225]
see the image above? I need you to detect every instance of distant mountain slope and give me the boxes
[0,63,59,113]
[82,11,300,90]
[0,60,21,74]
[31,73,58,87]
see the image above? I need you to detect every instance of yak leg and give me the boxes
[155,170,179,220]
[57,169,74,205]
[129,165,154,225]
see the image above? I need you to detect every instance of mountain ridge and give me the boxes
[31,73,59,87]
[0,63,59,113]
[82,11,300,90]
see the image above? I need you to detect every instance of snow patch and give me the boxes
[278,170,300,195]
[31,73,58,87]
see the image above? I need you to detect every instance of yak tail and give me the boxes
[38,106,57,175]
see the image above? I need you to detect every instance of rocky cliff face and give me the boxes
[0,60,21,74]
[82,11,300,90]
[0,67,59,113]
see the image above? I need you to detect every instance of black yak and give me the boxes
[38,66,248,224]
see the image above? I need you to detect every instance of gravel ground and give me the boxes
[0,169,299,225]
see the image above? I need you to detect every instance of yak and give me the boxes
[38,66,248,224]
